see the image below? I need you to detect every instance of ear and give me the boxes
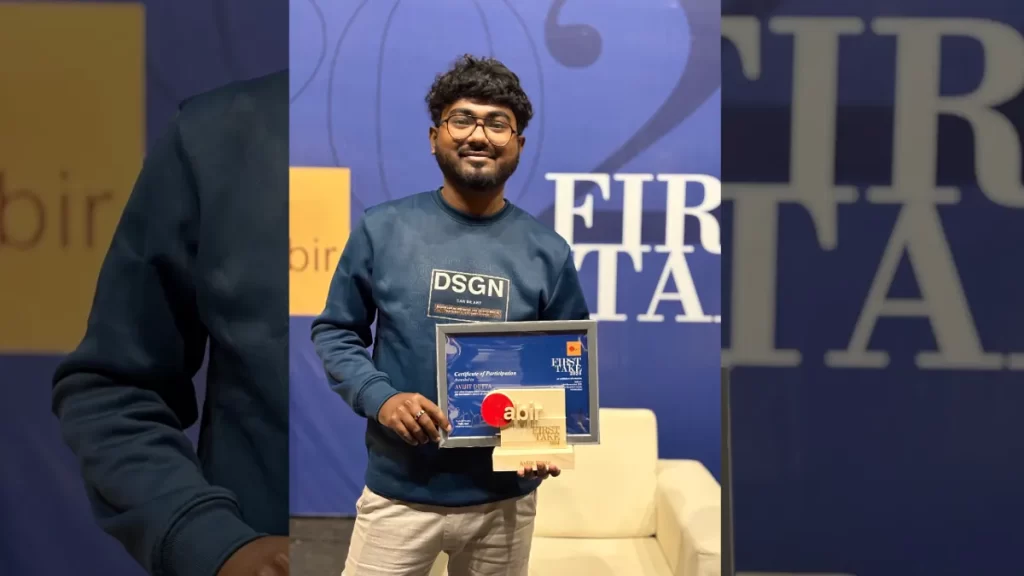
[517,134,526,152]
[429,126,438,155]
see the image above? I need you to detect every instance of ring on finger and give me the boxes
[413,409,426,420]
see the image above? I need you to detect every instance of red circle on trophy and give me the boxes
[481,392,514,427]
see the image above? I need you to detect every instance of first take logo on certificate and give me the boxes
[435,320,600,471]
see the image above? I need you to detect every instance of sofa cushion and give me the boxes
[528,537,673,576]
[534,408,658,538]
[656,460,721,576]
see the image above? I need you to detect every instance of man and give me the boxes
[312,55,591,575]
[52,72,291,576]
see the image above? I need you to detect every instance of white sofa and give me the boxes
[430,408,721,576]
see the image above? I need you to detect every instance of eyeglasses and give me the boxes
[442,114,517,147]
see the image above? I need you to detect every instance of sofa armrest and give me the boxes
[655,459,722,576]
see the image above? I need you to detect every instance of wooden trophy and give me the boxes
[480,387,575,472]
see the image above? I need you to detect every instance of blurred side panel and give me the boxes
[0,1,287,574]
[722,364,734,576]
[723,1,1024,575]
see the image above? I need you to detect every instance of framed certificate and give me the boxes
[435,319,600,448]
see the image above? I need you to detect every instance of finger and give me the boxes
[275,552,290,569]
[517,466,526,477]
[417,396,452,432]
[410,405,441,442]
[398,408,430,445]
[549,465,561,477]
[388,416,417,445]
[400,399,430,443]
[536,462,548,478]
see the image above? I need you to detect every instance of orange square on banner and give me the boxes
[0,3,143,353]
[566,341,582,356]
[289,166,351,316]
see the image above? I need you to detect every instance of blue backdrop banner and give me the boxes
[724,1,1024,575]
[289,0,723,516]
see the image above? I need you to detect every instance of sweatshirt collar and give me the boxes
[432,187,513,225]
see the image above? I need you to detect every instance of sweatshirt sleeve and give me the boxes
[51,114,260,576]
[541,247,592,321]
[311,216,400,420]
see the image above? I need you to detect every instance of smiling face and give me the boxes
[430,98,525,194]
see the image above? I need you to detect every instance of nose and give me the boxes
[465,123,489,144]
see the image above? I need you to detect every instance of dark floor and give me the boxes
[290,516,356,576]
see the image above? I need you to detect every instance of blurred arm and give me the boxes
[51,113,259,576]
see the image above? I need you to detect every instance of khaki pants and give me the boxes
[342,487,537,576]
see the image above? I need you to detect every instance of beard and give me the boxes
[436,148,519,193]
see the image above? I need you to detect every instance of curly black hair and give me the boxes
[425,54,534,133]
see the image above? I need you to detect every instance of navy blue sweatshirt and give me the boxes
[311,189,591,507]
[51,72,288,576]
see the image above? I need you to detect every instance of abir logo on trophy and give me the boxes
[480,387,575,471]
[435,320,600,472]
